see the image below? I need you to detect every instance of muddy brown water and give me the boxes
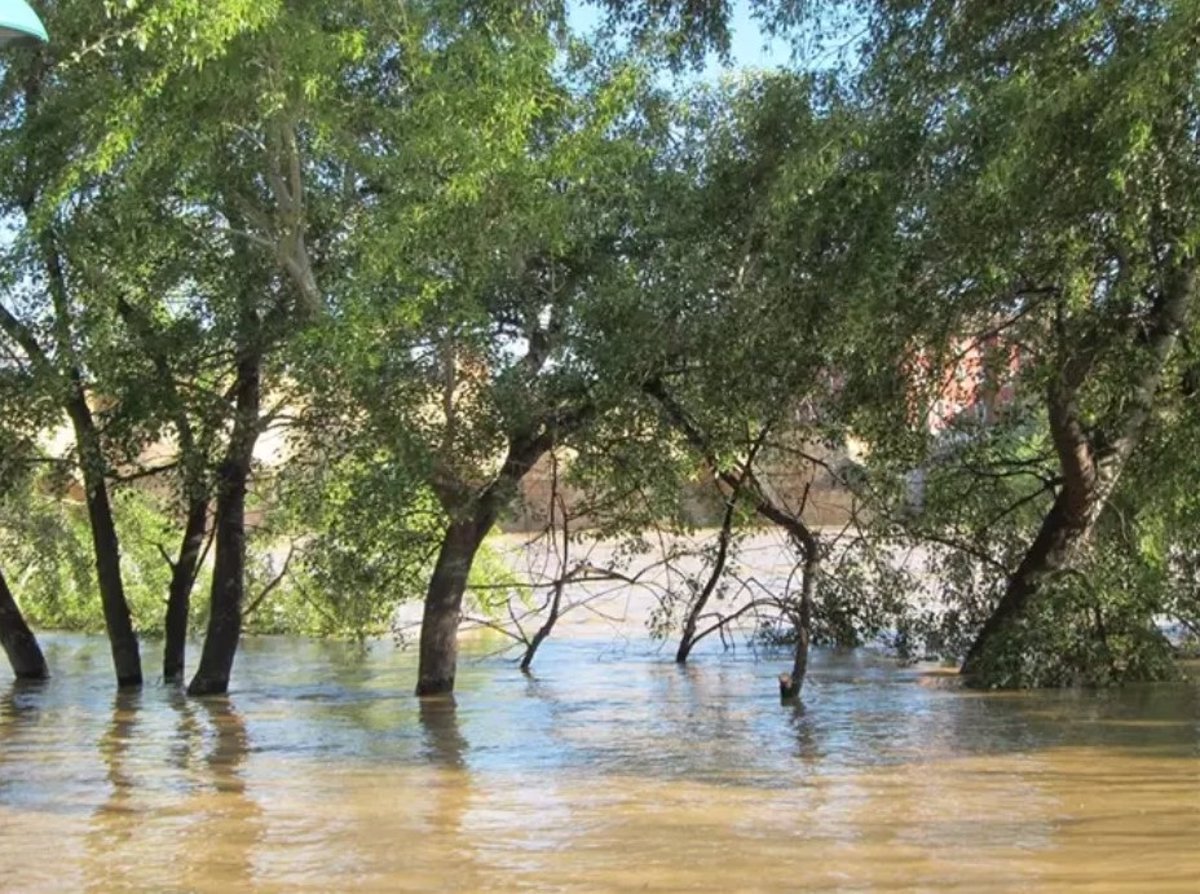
[1,634,1198,892]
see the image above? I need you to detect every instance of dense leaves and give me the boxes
[0,0,1196,692]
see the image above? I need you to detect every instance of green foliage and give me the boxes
[1,0,1197,696]
[257,450,443,639]
[465,540,533,619]
[965,558,1180,689]
[0,479,207,635]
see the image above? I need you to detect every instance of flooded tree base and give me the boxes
[2,634,1198,892]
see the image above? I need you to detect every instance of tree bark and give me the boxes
[779,542,817,702]
[418,413,576,695]
[112,294,212,684]
[67,394,143,688]
[187,352,260,697]
[163,497,209,683]
[416,512,494,696]
[962,261,1195,677]
[0,568,48,680]
[676,489,737,664]
[960,491,1090,674]
[3,225,143,688]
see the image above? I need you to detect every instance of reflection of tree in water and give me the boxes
[165,687,202,772]
[199,698,252,792]
[416,696,485,888]
[100,690,140,807]
[0,680,46,801]
[86,690,142,893]
[785,700,825,765]
[179,697,262,891]
[418,696,468,770]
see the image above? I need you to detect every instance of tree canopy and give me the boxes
[0,0,1197,695]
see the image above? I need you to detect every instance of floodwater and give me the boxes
[1,635,1199,893]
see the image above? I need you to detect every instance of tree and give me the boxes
[564,70,913,696]
[841,0,1200,685]
[287,24,675,694]
[0,0,331,691]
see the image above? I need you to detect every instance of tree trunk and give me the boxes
[112,293,211,684]
[676,490,738,665]
[68,395,142,688]
[163,497,209,683]
[418,418,570,694]
[960,491,1092,675]
[188,353,259,698]
[0,568,48,680]
[187,459,250,697]
[962,262,1194,679]
[520,467,569,673]
[416,513,494,696]
[779,538,816,702]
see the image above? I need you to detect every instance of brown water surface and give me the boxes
[1,635,1198,892]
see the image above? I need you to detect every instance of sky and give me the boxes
[566,0,792,83]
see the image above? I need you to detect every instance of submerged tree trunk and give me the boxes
[779,542,817,702]
[646,383,818,697]
[163,497,209,683]
[417,418,569,695]
[676,490,738,664]
[113,293,211,684]
[416,513,494,696]
[963,262,1195,680]
[68,395,143,688]
[520,460,570,673]
[961,491,1091,675]
[0,569,48,680]
[34,231,141,687]
[188,353,260,697]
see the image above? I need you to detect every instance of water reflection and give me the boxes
[0,679,48,805]
[418,696,468,769]
[179,698,262,893]
[86,692,141,892]
[0,636,1196,892]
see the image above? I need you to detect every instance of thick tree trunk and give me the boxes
[418,417,570,695]
[963,262,1194,679]
[0,569,48,680]
[187,460,250,697]
[163,497,209,683]
[188,353,259,698]
[68,396,142,688]
[416,513,494,696]
[961,491,1092,675]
